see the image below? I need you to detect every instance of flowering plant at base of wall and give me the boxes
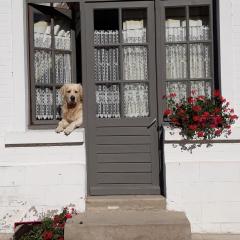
[17,207,77,240]
[163,90,238,140]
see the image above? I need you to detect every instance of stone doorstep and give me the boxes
[65,210,191,240]
[86,195,166,211]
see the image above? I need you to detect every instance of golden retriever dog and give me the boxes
[55,84,83,135]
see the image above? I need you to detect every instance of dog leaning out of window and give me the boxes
[55,84,83,135]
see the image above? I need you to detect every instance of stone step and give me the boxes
[86,195,166,211]
[65,210,191,240]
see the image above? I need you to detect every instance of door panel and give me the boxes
[85,1,160,195]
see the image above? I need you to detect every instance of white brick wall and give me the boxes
[1,0,240,235]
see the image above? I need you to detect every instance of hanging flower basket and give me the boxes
[163,90,238,140]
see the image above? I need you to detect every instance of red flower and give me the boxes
[65,213,72,219]
[189,124,197,131]
[197,96,205,101]
[192,105,202,112]
[213,115,222,125]
[193,115,200,122]
[197,131,205,137]
[188,97,195,104]
[215,129,222,136]
[58,237,64,240]
[210,124,216,128]
[42,231,53,240]
[170,93,177,98]
[230,115,238,120]
[214,90,221,97]
[203,112,210,117]
[164,109,172,116]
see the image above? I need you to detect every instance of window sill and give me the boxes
[4,128,84,148]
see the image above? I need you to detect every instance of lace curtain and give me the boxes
[123,84,149,118]
[96,84,120,118]
[35,88,53,120]
[123,46,148,81]
[94,48,119,81]
[166,18,211,99]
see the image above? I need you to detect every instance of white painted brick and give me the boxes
[199,162,240,182]
[220,223,240,233]
[166,162,200,182]
[180,203,202,224]
[202,202,240,222]
[0,167,25,186]
[202,182,240,202]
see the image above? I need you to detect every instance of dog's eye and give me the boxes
[75,91,78,93]
[67,90,71,93]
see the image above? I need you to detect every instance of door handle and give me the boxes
[147,118,157,129]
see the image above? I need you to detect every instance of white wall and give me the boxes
[0,0,87,234]
[165,0,240,233]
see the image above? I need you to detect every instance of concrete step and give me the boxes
[65,210,191,240]
[86,195,166,211]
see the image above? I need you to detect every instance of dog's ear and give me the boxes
[60,85,66,96]
[78,84,83,101]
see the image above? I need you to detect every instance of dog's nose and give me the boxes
[70,96,75,102]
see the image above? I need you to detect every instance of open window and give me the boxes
[28,3,80,128]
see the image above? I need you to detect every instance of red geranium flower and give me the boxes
[65,213,72,219]
[188,97,195,104]
[192,105,202,112]
[193,115,200,122]
[189,124,197,131]
[42,231,53,240]
[230,115,238,120]
[214,90,221,97]
[215,129,222,136]
[164,109,172,116]
[197,131,205,137]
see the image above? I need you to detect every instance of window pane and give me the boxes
[35,87,53,120]
[123,46,148,81]
[53,3,70,9]
[94,10,119,45]
[96,84,120,118]
[54,18,71,50]
[123,83,149,118]
[34,50,51,84]
[166,44,187,79]
[94,47,119,81]
[166,81,187,103]
[55,53,72,84]
[189,6,210,41]
[34,11,51,48]
[190,43,211,79]
[191,81,211,98]
[122,9,147,44]
[165,8,186,42]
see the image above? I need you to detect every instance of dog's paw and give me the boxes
[55,126,64,133]
[64,127,73,135]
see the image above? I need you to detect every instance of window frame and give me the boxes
[155,0,220,124]
[28,2,77,128]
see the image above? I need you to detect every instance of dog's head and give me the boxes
[60,84,83,106]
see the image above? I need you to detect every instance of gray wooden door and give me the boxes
[85,1,160,195]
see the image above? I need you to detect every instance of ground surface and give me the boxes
[1,233,240,239]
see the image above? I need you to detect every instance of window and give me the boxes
[163,3,215,102]
[28,3,79,127]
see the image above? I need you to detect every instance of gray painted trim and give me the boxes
[5,142,83,148]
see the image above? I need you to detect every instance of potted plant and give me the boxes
[163,90,238,141]
[14,207,76,240]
